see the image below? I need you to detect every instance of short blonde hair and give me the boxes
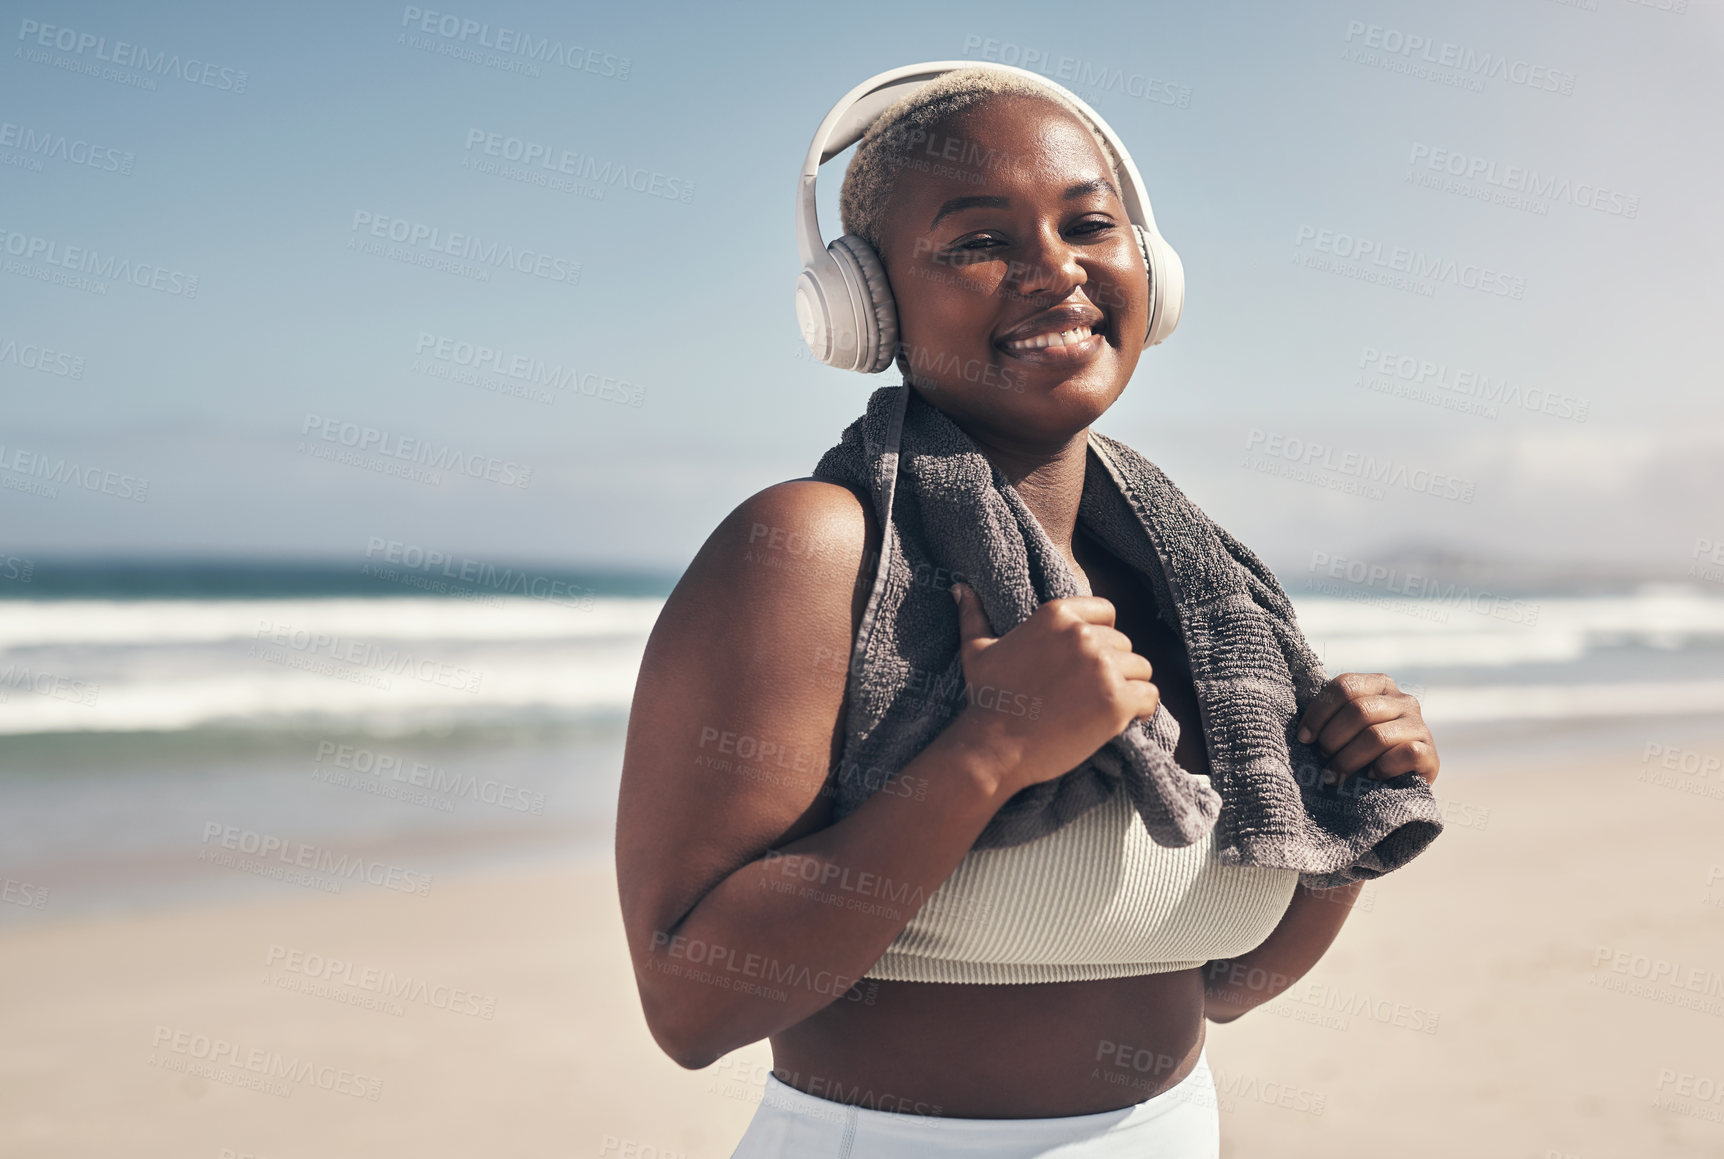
[837,66,1123,256]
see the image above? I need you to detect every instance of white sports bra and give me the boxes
[864,782,1299,985]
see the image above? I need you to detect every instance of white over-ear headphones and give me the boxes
[795,60,1185,374]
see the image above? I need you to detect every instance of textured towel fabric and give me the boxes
[810,383,1443,889]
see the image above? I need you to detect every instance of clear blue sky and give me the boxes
[3,0,1718,574]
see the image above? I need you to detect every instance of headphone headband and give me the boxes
[795,60,1183,373]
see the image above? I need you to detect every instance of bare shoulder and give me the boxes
[648,476,880,647]
[699,476,876,593]
[615,476,881,937]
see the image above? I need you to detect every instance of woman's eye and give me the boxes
[939,220,1113,262]
[940,239,1001,266]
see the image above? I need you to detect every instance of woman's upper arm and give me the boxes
[615,477,881,952]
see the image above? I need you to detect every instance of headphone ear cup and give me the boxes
[829,234,899,373]
[1133,224,1184,348]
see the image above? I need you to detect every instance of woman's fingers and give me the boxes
[1324,717,1423,777]
[1365,739,1439,784]
[1311,692,1408,757]
[1296,672,1399,746]
[1082,623,1141,655]
[1111,650,1155,682]
[1301,672,1440,787]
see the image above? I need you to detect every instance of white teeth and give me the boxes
[1004,325,1094,352]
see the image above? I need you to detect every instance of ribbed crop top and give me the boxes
[863,781,1300,985]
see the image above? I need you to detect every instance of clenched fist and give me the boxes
[949,581,1161,795]
[1297,672,1439,787]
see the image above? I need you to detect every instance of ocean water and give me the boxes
[3,563,1722,919]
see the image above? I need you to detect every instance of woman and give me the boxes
[616,66,1440,1156]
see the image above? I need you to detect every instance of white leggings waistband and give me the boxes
[726,1045,1219,1158]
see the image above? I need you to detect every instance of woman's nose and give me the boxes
[1005,227,1086,300]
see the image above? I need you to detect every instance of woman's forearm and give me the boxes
[1202,880,1363,1022]
[635,713,1017,1069]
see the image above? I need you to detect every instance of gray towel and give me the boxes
[811,382,1443,890]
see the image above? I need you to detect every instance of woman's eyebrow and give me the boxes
[1064,176,1119,201]
[929,194,1009,228]
[928,178,1122,229]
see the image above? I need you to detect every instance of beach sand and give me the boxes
[4,726,1722,1158]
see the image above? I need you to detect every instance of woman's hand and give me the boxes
[948,581,1160,795]
[1295,672,1439,786]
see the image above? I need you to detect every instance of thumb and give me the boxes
[951,582,995,647]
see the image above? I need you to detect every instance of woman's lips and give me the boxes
[996,323,1107,364]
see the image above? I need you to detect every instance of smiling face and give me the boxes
[875,94,1151,453]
